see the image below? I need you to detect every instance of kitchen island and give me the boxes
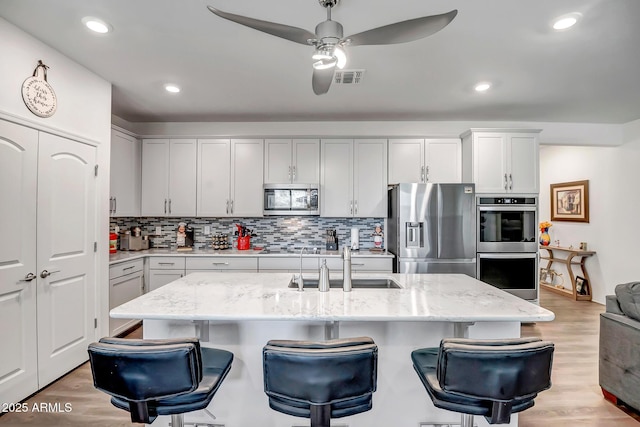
[111,272,554,427]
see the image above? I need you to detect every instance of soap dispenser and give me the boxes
[319,259,330,292]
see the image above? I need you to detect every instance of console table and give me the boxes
[539,245,596,301]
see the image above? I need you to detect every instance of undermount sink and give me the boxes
[288,277,402,289]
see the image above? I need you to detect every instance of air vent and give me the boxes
[334,69,365,85]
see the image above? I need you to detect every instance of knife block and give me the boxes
[326,237,338,251]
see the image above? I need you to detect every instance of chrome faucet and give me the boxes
[297,247,309,291]
[342,246,352,292]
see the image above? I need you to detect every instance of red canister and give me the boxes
[109,233,118,253]
[237,236,251,250]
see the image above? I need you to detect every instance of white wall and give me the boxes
[0,17,112,338]
[539,119,640,303]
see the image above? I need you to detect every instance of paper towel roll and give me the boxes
[350,227,359,250]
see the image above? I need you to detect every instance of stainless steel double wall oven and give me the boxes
[476,196,538,300]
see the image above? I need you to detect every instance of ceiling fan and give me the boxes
[207,0,457,95]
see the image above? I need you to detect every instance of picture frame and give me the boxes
[575,275,588,295]
[550,180,589,222]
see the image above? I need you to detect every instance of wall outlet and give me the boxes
[155,226,162,235]
[204,225,211,235]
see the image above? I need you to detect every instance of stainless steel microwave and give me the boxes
[263,184,319,216]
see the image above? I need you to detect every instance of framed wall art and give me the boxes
[550,180,589,222]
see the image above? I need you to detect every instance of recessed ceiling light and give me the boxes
[474,82,491,92]
[82,17,111,34]
[552,13,581,30]
[164,84,181,93]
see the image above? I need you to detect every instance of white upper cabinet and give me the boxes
[110,129,141,217]
[388,138,461,184]
[141,139,197,216]
[198,139,263,217]
[264,139,319,184]
[321,139,387,217]
[461,130,540,194]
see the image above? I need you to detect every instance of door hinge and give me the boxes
[94,242,97,252]
[94,164,98,177]
[94,318,98,329]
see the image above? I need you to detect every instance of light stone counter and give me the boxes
[110,273,553,427]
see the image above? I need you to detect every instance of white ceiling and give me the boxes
[2,0,639,124]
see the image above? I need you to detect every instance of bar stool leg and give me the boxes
[170,414,184,427]
[310,404,331,427]
[460,413,474,427]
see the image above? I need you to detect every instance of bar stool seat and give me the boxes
[411,337,554,426]
[88,337,233,426]
[263,337,378,427]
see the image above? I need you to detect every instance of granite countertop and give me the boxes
[109,248,394,265]
[110,272,555,323]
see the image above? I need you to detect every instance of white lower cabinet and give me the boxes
[109,260,144,336]
[186,257,258,273]
[148,257,186,291]
[324,257,393,274]
[259,257,320,274]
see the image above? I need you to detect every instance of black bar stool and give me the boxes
[88,337,233,426]
[411,337,554,426]
[262,336,378,427]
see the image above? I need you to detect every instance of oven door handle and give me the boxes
[477,253,538,259]
[477,206,537,212]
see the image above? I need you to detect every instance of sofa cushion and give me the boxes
[615,282,640,322]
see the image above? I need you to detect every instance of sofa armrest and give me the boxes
[606,295,624,315]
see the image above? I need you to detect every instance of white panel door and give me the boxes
[474,134,508,193]
[36,133,97,387]
[231,139,264,217]
[141,139,170,216]
[0,120,38,405]
[425,139,461,183]
[109,130,141,217]
[388,139,424,184]
[321,139,353,217]
[508,134,539,193]
[197,139,231,216]
[264,139,292,184]
[292,139,320,184]
[148,270,184,291]
[354,139,387,217]
[168,139,197,217]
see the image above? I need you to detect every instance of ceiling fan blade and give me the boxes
[207,6,317,45]
[345,9,457,46]
[312,67,335,95]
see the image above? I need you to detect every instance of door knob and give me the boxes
[40,269,60,279]
[19,273,37,282]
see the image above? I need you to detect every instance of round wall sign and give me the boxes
[22,60,57,118]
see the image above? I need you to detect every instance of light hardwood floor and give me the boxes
[1,289,638,426]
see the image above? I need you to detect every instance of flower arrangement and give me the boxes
[539,221,552,231]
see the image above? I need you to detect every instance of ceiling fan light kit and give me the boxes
[207,1,457,95]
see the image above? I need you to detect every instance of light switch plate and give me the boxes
[204,225,211,235]
[155,226,162,235]
[114,226,119,234]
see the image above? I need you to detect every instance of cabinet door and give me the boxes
[425,139,461,183]
[508,134,539,193]
[388,139,424,184]
[473,134,508,193]
[321,139,353,217]
[110,130,141,217]
[148,270,184,291]
[109,272,143,336]
[0,120,38,405]
[231,139,264,217]
[141,139,170,216]
[292,139,320,184]
[264,139,292,184]
[168,139,197,217]
[354,139,387,217]
[197,139,231,216]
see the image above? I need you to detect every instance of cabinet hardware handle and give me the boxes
[109,197,113,213]
[123,266,135,271]
[230,200,233,214]
[40,269,60,279]
[504,174,508,190]
[164,199,167,214]
[420,166,425,182]
[212,262,230,266]
[355,200,358,215]
[19,273,37,282]
[114,197,117,214]
[168,199,172,214]
[350,201,353,214]
[352,263,365,266]
[425,166,430,182]
[292,165,296,181]
[509,173,513,190]
[288,165,291,180]
[226,200,229,214]
[158,262,175,266]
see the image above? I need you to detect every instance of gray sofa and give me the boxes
[599,282,640,411]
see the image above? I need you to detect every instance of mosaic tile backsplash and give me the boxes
[110,217,386,251]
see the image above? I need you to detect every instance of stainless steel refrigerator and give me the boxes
[387,183,476,277]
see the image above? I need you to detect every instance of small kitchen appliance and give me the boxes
[350,227,359,251]
[263,184,319,216]
[326,229,338,251]
[119,230,149,251]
